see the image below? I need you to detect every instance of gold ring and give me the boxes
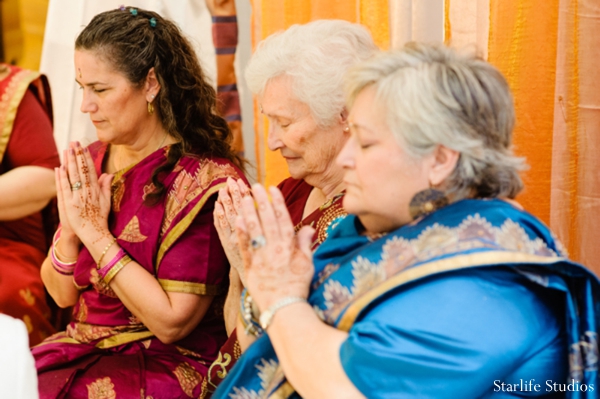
[71,181,82,191]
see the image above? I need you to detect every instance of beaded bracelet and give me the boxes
[239,288,263,337]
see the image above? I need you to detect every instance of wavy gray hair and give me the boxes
[345,42,526,200]
[245,20,377,127]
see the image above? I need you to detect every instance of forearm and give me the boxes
[41,256,80,308]
[236,316,257,351]
[224,268,244,335]
[108,261,211,344]
[267,303,364,399]
[0,166,56,220]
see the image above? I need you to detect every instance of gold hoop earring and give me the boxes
[147,102,154,115]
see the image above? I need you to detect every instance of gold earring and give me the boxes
[147,102,154,114]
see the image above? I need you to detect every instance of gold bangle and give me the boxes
[97,237,117,268]
[54,237,78,263]
[103,255,132,284]
[52,238,78,265]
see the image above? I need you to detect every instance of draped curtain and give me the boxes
[253,0,600,275]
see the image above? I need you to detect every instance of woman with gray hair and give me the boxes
[205,19,377,394]
[213,43,598,398]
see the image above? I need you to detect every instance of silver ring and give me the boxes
[71,181,82,191]
[250,235,266,249]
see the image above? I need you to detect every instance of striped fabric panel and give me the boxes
[211,14,244,154]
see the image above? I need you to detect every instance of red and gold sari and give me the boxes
[0,64,59,346]
[33,142,244,399]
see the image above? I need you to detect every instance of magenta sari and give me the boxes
[33,142,243,399]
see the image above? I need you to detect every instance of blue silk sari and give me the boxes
[214,199,599,398]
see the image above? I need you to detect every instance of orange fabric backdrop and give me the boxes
[250,0,389,187]
[487,0,560,226]
[248,0,599,274]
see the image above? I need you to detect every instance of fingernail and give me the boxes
[70,148,75,155]
[61,165,66,170]
[83,147,88,153]
[75,141,81,147]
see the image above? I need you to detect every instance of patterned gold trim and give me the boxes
[156,183,226,269]
[268,381,296,399]
[94,330,155,349]
[337,250,566,332]
[158,279,224,296]
[0,69,41,163]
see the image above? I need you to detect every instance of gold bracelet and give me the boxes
[103,254,132,284]
[54,237,78,263]
[52,238,78,265]
[97,237,117,268]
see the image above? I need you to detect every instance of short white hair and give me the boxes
[245,20,377,126]
[345,43,526,200]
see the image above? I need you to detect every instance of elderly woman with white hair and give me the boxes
[212,43,599,398]
[204,20,377,394]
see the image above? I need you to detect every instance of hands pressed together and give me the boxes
[214,178,315,316]
[55,141,113,247]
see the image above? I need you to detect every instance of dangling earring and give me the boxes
[408,184,449,221]
[147,94,155,115]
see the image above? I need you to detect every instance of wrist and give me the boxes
[259,296,307,331]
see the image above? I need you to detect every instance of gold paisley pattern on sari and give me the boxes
[86,377,116,399]
[89,268,118,298]
[19,288,35,306]
[173,362,202,398]
[176,346,205,362]
[162,160,239,235]
[118,216,148,243]
[111,177,126,212]
[75,296,88,322]
[66,323,129,344]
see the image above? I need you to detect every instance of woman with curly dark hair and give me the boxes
[33,6,244,398]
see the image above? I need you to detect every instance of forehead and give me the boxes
[74,50,123,82]
[260,75,306,114]
[349,86,382,124]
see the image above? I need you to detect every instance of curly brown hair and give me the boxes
[75,6,242,203]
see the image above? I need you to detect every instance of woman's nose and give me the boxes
[267,123,284,151]
[79,91,98,114]
[336,136,356,169]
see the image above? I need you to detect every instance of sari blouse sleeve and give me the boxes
[339,268,567,398]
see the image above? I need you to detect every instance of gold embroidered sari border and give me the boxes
[337,250,566,332]
[156,183,226,270]
[158,279,225,296]
[0,69,41,163]
[94,330,155,349]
